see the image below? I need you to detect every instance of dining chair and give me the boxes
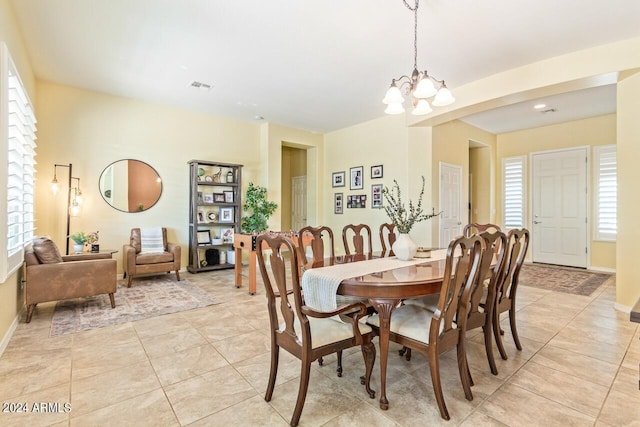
[493,228,530,361]
[400,228,507,374]
[379,223,396,257]
[297,225,335,269]
[257,234,376,427]
[366,234,484,420]
[296,225,337,368]
[464,228,508,378]
[342,223,373,256]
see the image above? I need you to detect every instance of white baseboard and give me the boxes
[588,266,616,273]
[0,312,20,357]
[614,302,631,314]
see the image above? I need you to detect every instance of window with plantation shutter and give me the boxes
[594,145,616,241]
[1,43,37,282]
[502,156,525,229]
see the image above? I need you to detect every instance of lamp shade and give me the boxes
[412,99,432,115]
[432,86,455,106]
[384,102,405,115]
[382,84,404,105]
[412,76,437,99]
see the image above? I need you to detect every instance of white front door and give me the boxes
[291,176,307,231]
[439,162,463,247]
[531,147,588,268]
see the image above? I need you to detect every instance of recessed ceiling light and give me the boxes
[534,103,546,110]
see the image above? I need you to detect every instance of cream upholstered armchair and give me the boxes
[123,227,181,287]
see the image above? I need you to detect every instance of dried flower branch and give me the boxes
[382,176,441,234]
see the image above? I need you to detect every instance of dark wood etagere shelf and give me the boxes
[187,160,243,273]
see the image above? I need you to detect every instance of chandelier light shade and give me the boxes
[383,0,455,115]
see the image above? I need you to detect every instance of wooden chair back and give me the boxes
[297,225,335,268]
[463,223,501,237]
[342,223,373,256]
[379,223,397,257]
[496,228,530,308]
[432,234,484,345]
[256,234,306,352]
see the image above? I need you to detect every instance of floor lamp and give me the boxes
[51,163,75,255]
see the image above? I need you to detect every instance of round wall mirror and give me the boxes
[99,159,162,213]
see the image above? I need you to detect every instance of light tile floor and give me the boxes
[0,269,638,426]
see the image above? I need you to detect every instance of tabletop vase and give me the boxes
[392,233,417,260]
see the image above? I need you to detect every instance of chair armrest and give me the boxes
[123,244,137,274]
[167,242,181,268]
[301,302,367,320]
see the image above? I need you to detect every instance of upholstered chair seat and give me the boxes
[282,316,373,349]
[367,305,454,344]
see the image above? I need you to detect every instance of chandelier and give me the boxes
[383,0,455,115]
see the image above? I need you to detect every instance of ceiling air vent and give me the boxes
[188,81,213,91]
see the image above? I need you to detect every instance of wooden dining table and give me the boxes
[305,253,448,411]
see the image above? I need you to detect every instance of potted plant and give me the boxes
[241,182,278,234]
[69,231,99,254]
[69,232,88,254]
[382,176,440,260]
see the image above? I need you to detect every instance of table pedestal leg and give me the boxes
[370,298,401,410]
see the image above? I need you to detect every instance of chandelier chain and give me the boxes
[402,0,419,70]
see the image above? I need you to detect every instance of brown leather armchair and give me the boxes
[25,237,117,323]
[123,227,181,287]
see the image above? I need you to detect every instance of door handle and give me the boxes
[533,220,542,224]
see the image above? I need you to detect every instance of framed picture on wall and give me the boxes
[203,194,214,203]
[371,165,383,179]
[350,166,364,190]
[332,171,345,187]
[213,193,225,203]
[371,184,383,208]
[223,191,234,203]
[334,193,343,214]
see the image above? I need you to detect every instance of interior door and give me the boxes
[439,162,463,246]
[532,147,587,268]
[291,175,307,231]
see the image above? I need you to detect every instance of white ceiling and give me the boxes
[9,0,640,134]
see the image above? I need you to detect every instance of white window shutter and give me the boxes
[502,156,525,229]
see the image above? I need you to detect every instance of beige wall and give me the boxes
[260,123,324,231]
[496,114,616,270]
[616,71,640,308]
[431,120,496,245]
[281,146,307,230]
[469,146,494,224]
[0,0,36,349]
[34,81,263,274]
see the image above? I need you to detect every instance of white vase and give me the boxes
[392,233,418,261]
[73,244,84,254]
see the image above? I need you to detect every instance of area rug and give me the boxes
[518,263,614,296]
[50,277,221,336]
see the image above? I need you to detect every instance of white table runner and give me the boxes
[302,249,447,312]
